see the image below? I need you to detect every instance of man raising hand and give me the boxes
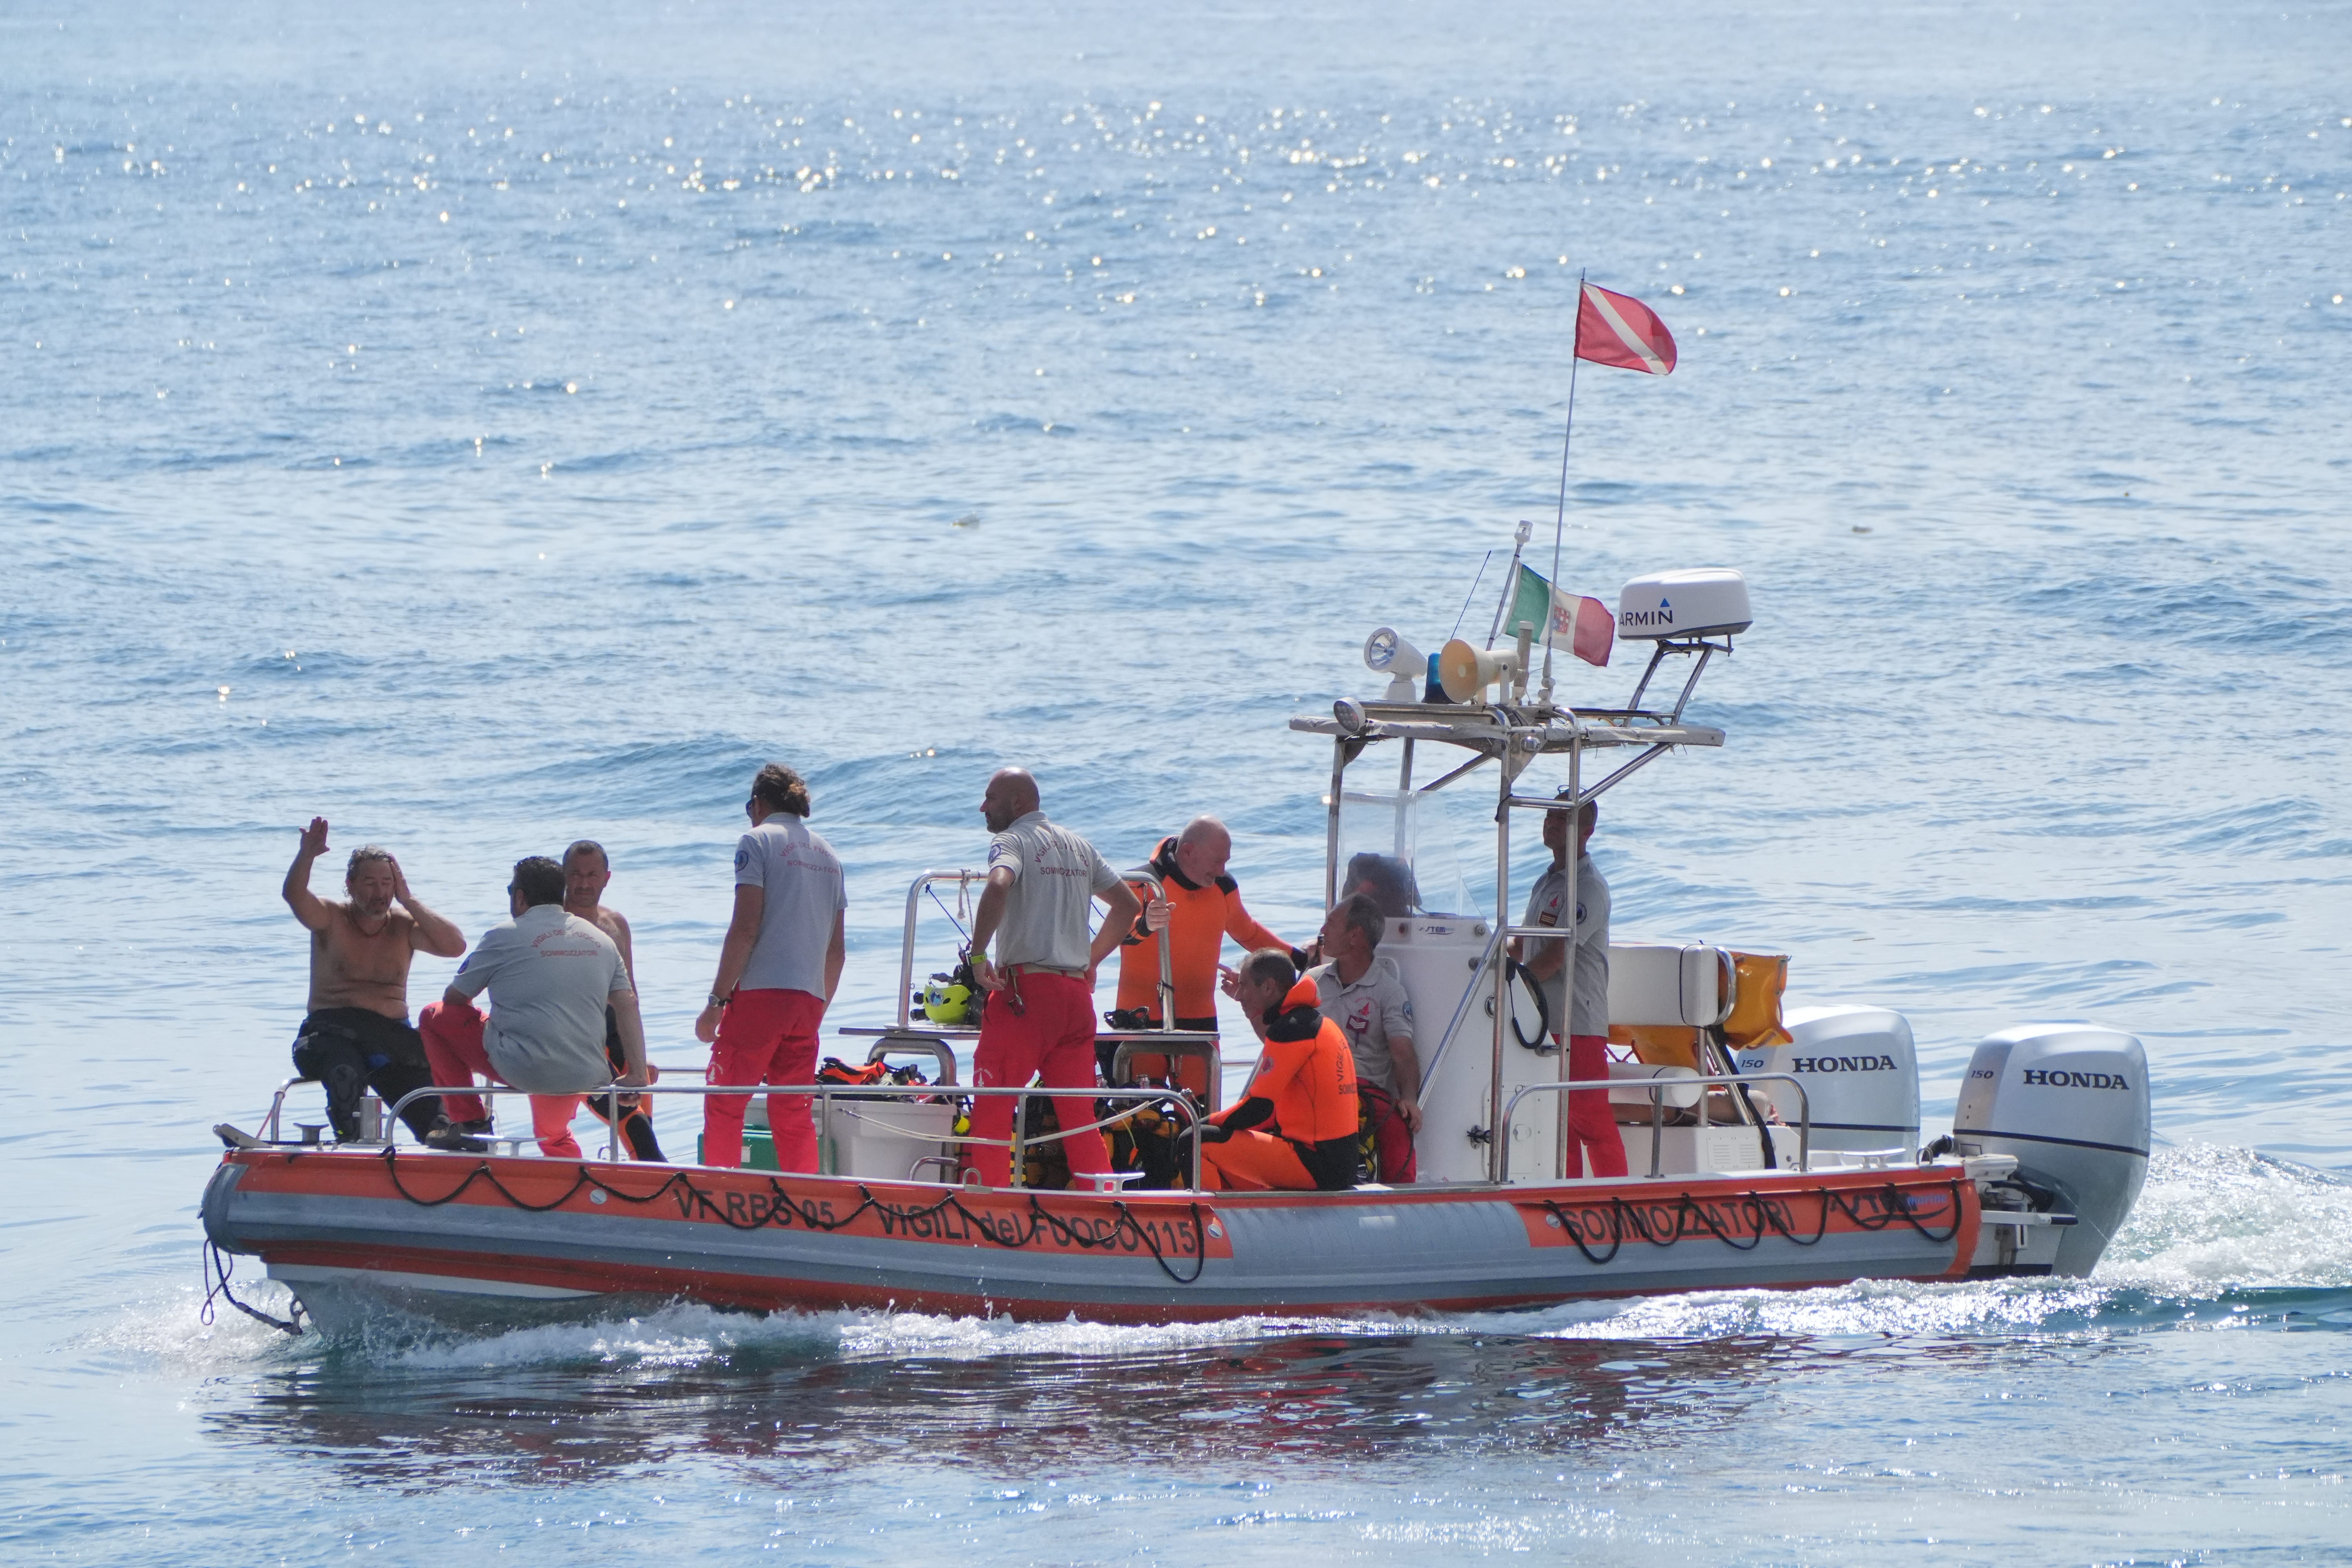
[281,817,477,1148]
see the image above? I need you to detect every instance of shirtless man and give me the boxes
[563,839,663,1161]
[563,840,635,973]
[281,818,478,1147]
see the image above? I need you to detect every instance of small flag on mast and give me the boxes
[1575,283,1677,376]
[1504,563,1615,668]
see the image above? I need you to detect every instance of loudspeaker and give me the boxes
[1437,638,1520,701]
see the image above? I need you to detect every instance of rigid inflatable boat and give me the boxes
[202,547,2152,1332]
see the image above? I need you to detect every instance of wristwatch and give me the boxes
[708,991,731,1009]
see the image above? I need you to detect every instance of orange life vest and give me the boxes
[1113,837,1293,1020]
[1216,978,1360,1144]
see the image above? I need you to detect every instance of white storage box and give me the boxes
[820,1099,958,1181]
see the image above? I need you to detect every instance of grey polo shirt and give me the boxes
[1522,853,1611,1039]
[985,811,1118,972]
[1313,956,1415,1093]
[734,814,848,996]
[449,904,632,1093]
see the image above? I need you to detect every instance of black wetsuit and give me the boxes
[582,1005,666,1161]
[290,1007,444,1140]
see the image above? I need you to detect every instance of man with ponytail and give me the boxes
[695,763,847,1171]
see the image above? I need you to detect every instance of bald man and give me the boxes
[964,768,1143,1189]
[1108,816,1305,1091]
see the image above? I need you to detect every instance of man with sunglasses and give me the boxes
[419,856,649,1158]
[693,763,847,1171]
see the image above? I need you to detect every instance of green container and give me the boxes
[695,1128,781,1171]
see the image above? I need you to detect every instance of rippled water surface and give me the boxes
[5,0,2350,1559]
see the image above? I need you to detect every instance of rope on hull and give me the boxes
[1542,1180,1964,1265]
[371,1148,1210,1285]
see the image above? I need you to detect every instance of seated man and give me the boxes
[419,856,648,1158]
[280,818,478,1149]
[1192,949,1359,1192]
[562,838,663,1162]
[1311,892,1420,1184]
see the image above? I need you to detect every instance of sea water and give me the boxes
[4,0,2349,1559]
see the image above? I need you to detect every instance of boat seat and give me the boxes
[1606,943,1736,1029]
[1608,950,1793,1069]
[1605,944,1775,1070]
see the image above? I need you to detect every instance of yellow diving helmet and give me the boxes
[920,973,976,1025]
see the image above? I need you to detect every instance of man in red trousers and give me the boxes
[964,768,1142,1189]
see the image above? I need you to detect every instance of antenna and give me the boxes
[1485,520,1534,646]
[1541,269,1588,702]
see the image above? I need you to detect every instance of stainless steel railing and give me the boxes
[891,868,1181,1031]
[371,1078,1209,1191]
[1497,1072,1813,1182]
[259,1070,1811,1195]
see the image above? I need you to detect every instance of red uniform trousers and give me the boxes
[1568,1033,1630,1178]
[1359,1082,1419,1184]
[970,970,1111,1188]
[417,997,585,1158]
[705,987,824,1172]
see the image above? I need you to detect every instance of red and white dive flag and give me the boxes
[1575,283,1677,375]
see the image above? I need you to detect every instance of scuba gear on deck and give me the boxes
[916,956,985,1026]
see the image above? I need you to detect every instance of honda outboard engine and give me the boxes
[1950,1025,2150,1276]
[1737,1005,1921,1157]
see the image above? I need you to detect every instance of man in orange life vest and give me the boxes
[1190,950,1360,1192]
[1108,816,1306,1092]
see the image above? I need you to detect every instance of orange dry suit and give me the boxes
[1114,837,1301,1022]
[1198,978,1361,1192]
[1109,837,1302,1093]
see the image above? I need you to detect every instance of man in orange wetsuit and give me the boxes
[1107,816,1306,1092]
[1191,951,1361,1192]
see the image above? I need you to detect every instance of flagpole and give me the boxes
[1541,270,1586,701]
[1485,520,1533,646]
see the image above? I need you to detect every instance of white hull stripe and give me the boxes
[267,1261,601,1299]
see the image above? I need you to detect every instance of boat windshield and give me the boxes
[1333,788,1485,918]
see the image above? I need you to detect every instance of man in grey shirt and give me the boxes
[419,856,648,1159]
[1512,794,1626,1178]
[965,767,1142,1189]
[693,762,848,1171]
[1310,892,1419,1183]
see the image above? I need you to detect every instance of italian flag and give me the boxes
[1504,563,1615,667]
